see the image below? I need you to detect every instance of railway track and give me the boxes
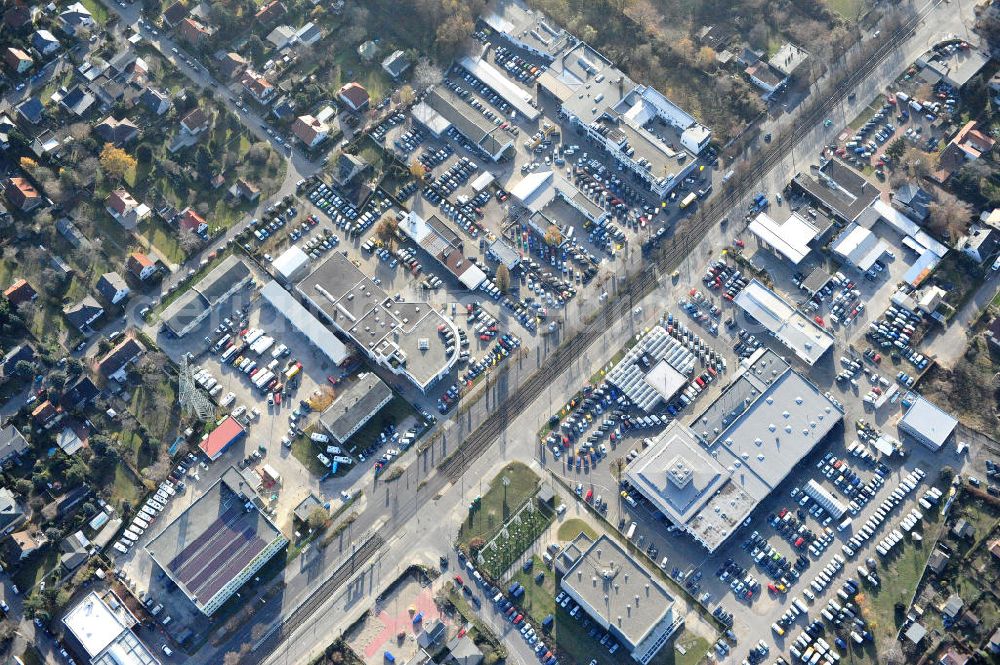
[441,1,940,484]
[255,533,385,657]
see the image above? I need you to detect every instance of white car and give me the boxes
[220,392,236,407]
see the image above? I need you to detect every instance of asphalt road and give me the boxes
[253,0,979,662]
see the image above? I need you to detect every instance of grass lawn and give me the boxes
[130,380,180,443]
[110,465,144,511]
[825,0,865,20]
[860,506,943,649]
[557,518,596,541]
[80,0,109,23]
[136,217,186,265]
[510,555,557,622]
[12,547,59,591]
[344,396,418,455]
[458,461,540,550]
[291,434,334,476]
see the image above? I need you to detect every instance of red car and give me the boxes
[513,614,523,625]
[454,575,464,586]
[794,537,805,548]
[767,583,778,593]
[274,392,282,405]
[327,375,338,385]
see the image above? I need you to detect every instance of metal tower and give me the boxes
[178,355,215,421]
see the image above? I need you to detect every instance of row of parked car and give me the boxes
[841,467,926,559]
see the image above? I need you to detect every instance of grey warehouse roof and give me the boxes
[319,372,392,443]
[560,534,674,649]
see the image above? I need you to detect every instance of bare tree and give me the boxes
[927,191,972,240]
[412,57,443,93]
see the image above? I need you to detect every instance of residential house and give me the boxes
[942,594,964,620]
[77,57,109,82]
[254,0,285,24]
[177,17,211,45]
[162,0,188,27]
[332,152,368,187]
[177,207,207,234]
[769,43,809,79]
[937,120,996,181]
[95,116,139,145]
[60,85,96,116]
[1,344,35,376]
[98,337,145,382]
[266,24,296,50]
[988,538,1000,560]
[0,488,26,536]
[139,87,171,115]
[58,2,94,36]
[0,113,14,150]
[180,107,211,135]
[91,77,127,107]
[291,113,329,147]
[60,376,99,410]
[56,425,84,456]
[337,82,369,112]
[4,177,42,212]
[95,272,130,305]
[295,22,322,46]
[127,252,157,280]
[9,530,44,560]
[0,425,29,468]
[31,29,60,55]
[15,97,43,124]
[59,530,90,571]
[31,399,61,429]
[3,5,35,30]
[105,188,150,230]
[242,70,276,104]
[952,518,975,539]
[988,627,1000,654]
[4,278,37,306]
[960,226,999,264]
[231,178,260,202]
[63,295,103,331]
[218,52,248,80]
[926,547,950,574]
[986,316,1000,352]
[938,649,970,665]
[745,62,785,98]
[56,217,90,248]
[382,50,410,80]
[892,183,932,222]
[4,47,33,74]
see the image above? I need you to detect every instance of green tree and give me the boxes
[495,264,511,293]
[13,359,34,377]
[307,507,328,530]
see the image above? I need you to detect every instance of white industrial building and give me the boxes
[399,212,486,290]
[734,279,834,366]
[260,280,349,365]
[458,55,541,121]
[271,245,311,283]
[63,590,160,665]
[559,533,683,664]
[748,211,822,266]
[830,223,891,272]
[804,479,847,519]
[624,349,843,552]
[898,395,958,451]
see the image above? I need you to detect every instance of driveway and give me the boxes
[920,270,1000,368]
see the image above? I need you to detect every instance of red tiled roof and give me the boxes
[179,208,206,231]
[338,82,369,111]
[4,278,36,305]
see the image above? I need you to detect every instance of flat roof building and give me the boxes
[62,590,160,665]
[259,280,350,365]
[625,349,842,551]
[319,372,393,445]
[734,279,833,366]
[830,223,890,272]
[161,256,252,337]
[898,395,957,451]
[422,87,512,162]
[458,56,540,121]
[748,211,822,265]
[606,326,696,412]
[792,159,879,223]
[198,416,246,461]
[147,468,287,615]
[399,212,486,290]
[560,534,682,664]
[298,252,460,393]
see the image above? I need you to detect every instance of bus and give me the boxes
[679,192,697,209]
[285,362,302,381]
